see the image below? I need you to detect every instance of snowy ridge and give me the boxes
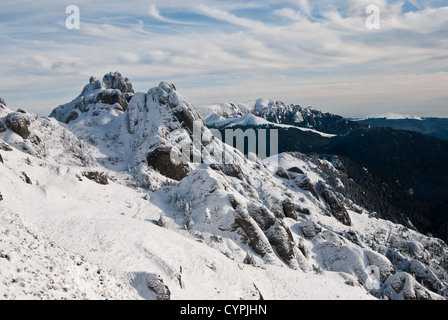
[197,99,359,136]
[354,113,424,121]
[1,75,448,300]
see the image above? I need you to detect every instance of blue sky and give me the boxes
[1,0,447,117]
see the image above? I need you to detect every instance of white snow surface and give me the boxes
[0,80,446,300]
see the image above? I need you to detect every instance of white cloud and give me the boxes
[0,1,447,117]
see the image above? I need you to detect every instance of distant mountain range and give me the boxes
[352,114,448,141]
[197,100,448,242]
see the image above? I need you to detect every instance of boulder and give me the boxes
[210,163,245,181]
[95,89,128,111]
[287,166,304,174]
[275,167,290,179]
[282,198,298,221]
[22,172,32,185]
[147,146,190,181]
[82,171,109,185]
[298,220,322,239]
[5,112,30,139]
[0,121,6,133]
[247,203,276,231]
[102,71,134,94]
[266,220,297,268]
[145,274,171,300]
[295,176,320,200]
[321,189,352,226]
[234,206,274,258]
[0,141,13,151]
[383,272,442,300]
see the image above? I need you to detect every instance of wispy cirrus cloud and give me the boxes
[0,0,447,117]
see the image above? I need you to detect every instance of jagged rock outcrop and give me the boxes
[287,166,304,175]
[282,198,298,221]
[145,274,171,300]
[275,167,290,179]
[50,72,135,123]
[102,72,134,94]
[234,205,274,258]
[294,175,320,200]
[6,112,30,139]
[265,219,297,268]
[321,189,352,226]
[0,97,6,107]
[210,163,245,181]
[383,272,442,300]
[0,141,12,151]
[146,146,190,182]
[82,171,109,185]
[298,220,322,239]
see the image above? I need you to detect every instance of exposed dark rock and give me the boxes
[29,134,42,145]
[287,166,304,174]
[21,172,32,185]
[384,272,436,300]
[243,251,257,265]
[282,199,298,221]
[65,111,79,124]
[266,220,296,266]
[0,121,6,133]
[82,171,109,185]
[295,204,311,215]
[0,97,6,106]
[96,90,128,111]
[147,146,190,181]
[234,206,273,258]
[295,176,320,200]
[247,203,276,231]
[330,156,348,175]
[145,274,171,300]
[6,112,30,139]
[321,189,351,226]
[229,194,240,210]
[298,220,322,239]
[0,153,3,164]
[0,192,3,201]
[211,163,245,181]
[0,141,12,151]
[275,167,290,179]
[102,71,134,94]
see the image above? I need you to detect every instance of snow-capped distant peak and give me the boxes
[356,113,423,121]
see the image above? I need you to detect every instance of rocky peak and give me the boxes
[50,72,135,124]
[0,97,6,108]
[5,112,31,139]
[102,71,134,94]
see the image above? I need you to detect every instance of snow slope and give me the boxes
[1,75,447,300]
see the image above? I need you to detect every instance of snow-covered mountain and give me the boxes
[197,99,362,136]
[1,73,447,300]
